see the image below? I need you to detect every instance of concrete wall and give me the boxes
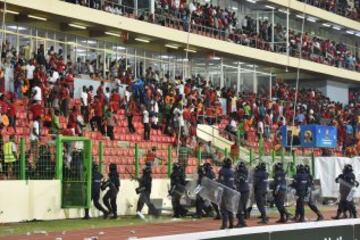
[293,79,349,105]
[325,80,349,105]
[0,179,171,223]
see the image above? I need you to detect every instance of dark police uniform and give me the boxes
[84,164,108,219]
[271,162,290,223]
[234,162,249,227]
[101,163,120,219]
[253,162,269,224]
[195,163,220,218]
[333,164,358,219]
[291,164,322,222]
[170,163,188,218]
[136,163,159,216]
[218,158,235,229]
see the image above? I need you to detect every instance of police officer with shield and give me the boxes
[304,164,323,221]
[271,162,291,223]
[253,162,269,224]
[218,158,235,229]
[135,162,159,217]
[292,164,323,222]
[333,164,359,219]
[169,163,188,218]
[195,162,220,219]
[234,161,249,227]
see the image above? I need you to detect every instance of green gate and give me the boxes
[55,135,92,209]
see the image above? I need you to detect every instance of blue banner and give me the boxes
[281,124,337,148]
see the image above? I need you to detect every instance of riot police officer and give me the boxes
[271,162,291,223]
[218,158,235,229]
[253,162,269,224]
[170,163,188,218]
[304,164,323,221]
[136,162,159,217]
[291,164,323,222]
[195,162,220,219]
[84,163,108,219]
[234,161,249,227]
[333,164,359,219]
[101,163,120,219]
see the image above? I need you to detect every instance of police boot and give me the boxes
[291,214,299,222]
[236,214,247,228]
[258,216,269,224]
[245,207,252,219]
[83,209,90,220]
[220,218,228,230]
[276,213,285,223]
[229,216,234,229]
[297,215,305,223]
[350,209,357,218]
[316,212,324,221]
[332,209,341,220]
[214,213,221,220]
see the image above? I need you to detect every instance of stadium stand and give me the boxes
[64,0,360,72]
[0,0,357,182]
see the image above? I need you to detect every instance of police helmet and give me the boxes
[223,158,232,168]
[296,164,305,173]
[258,162,266,171]
[173,162,180,170]
[109,163,117,172]
[344,164,353,172]
[236,162,246,171]
[92,162,98,170]
[274,162,283,171]
[204,162,212,169]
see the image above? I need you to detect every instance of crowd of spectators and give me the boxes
[64,0,360,72]
[298,0,360,21]
[0,29,359,179]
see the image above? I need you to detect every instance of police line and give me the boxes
[139,218,360,240]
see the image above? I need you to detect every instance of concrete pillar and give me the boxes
[253,66,257,94]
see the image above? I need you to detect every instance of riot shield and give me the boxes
[198,177,224,206]
[338,179,357,202]
[222,185,241,214]
[198,177,240,213]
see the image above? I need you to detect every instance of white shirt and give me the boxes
[125,90,131,102]
[174,108,184,127]
[32,86,42,101]
[81,91,88,107]
[26,64,35,80]
[30,120,40,141]
[257,121,264,134]
[105,92,111,102]
[143,110,149,124]
[49,71,59,84]
[177,84,184,96]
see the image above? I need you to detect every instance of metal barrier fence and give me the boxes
[0,135,317,180]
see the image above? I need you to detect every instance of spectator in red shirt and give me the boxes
[145,147,157,164]
[97,81,105,97]
[126,97,137,133]
[109,89,121,113]
[29,101,43,121]
[65,70,75,97]
[91,95,105,135]
[0,94,8,115]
